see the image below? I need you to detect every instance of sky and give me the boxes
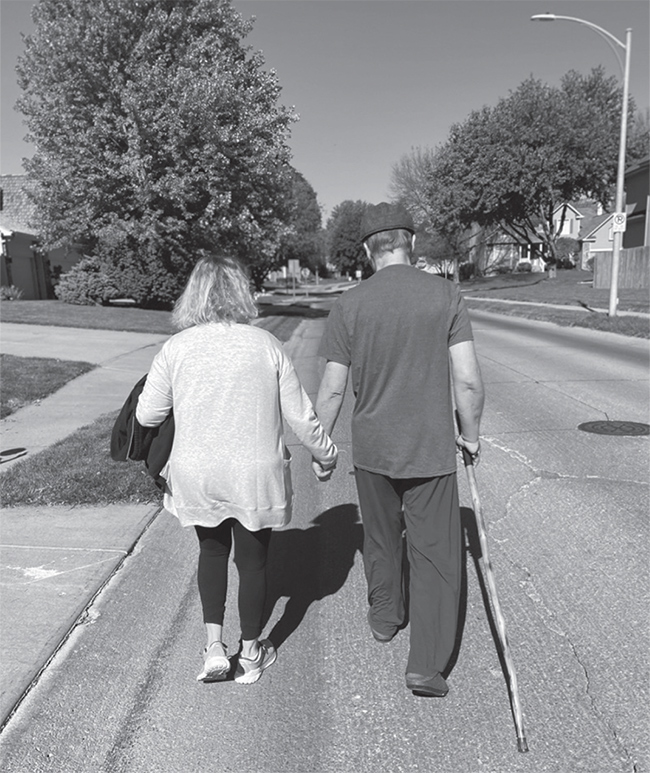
[1,0,648,219]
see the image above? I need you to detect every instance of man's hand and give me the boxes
[456,436,481,466]
[312,459,335,481]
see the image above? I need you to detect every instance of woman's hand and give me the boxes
[312,459,335,481]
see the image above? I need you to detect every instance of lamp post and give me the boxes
[531,13,632,317]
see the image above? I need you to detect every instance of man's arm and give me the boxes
[315,360,349,436]
[449,340,484,448]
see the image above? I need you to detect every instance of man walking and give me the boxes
[315,202,484,697]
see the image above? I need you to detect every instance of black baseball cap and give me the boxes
[360,202,415,243]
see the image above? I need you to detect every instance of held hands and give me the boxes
[456,436,481,466]
[312,459,336,482]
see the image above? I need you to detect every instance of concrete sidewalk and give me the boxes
[0,324,170,467]
[464,295,650,318]
[0,323,173,726]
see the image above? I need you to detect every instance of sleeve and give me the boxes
[135,344,174,427]
[277,347,338,468]
[447,285,474,348]
[318,299,351,366]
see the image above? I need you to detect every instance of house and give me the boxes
[578,211,614,270]
[0,175,81,299]
[577,152,649,268]
[467,224,546,275]
[552,202,585,239]
[578,156,649,267]
[623,154,649,248]
[415,255,455,278]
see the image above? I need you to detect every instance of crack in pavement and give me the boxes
[477,436,643,772]
[512,560,639,772]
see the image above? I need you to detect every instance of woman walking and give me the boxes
[136,254,337,684]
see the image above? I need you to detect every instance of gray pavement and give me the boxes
[1,309,648,772]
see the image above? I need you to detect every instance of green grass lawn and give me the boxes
[1,354,96,419]
[0,299,175,334]
[0,411,162,507]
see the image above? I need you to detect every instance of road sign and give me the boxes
[612,213,627,233]
[287,259,300,277]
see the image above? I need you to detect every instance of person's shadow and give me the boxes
[445,506,479,676]
[262,504,363,649]
[446,505,508,680]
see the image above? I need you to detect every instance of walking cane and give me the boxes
[457,429,529,753]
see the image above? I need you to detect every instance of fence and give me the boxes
[593,246,650,289]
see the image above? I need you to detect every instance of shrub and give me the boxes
[0,285,24,300]
[54,256,120,305]
[459,262,476,281]
[556,237,579,264]
[516,262,532,272]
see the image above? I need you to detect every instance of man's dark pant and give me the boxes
[354,468,462,677]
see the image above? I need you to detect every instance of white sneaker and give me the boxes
[196,641,229,682]
[234,639,277,684]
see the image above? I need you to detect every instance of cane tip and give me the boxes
[517,737,529,753]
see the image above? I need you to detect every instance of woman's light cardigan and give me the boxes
[136,323,337,530]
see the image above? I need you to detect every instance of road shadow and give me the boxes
[444,506,473,677]
[258,302,330,318]
[263,504,363,649]
[449,505,517,709]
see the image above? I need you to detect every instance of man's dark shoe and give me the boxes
[406,672,449,698]
[367,609,396,643]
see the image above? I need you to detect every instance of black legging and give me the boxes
[195,519,271,641]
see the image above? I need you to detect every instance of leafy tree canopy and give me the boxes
[390,145,469,279]
[389,146,438,232]
[277,169,325,275]
[628,108,650,164]
[17,0,296,306]
[326,200,369,278]
[426,67,639,261]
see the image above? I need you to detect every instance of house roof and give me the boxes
[553,202,584,220]
[0,175,38,235]
[579,212,613,241]
[625,154,649,178]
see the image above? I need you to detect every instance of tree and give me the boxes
[390,146,468,281]
[628,107,650,165]
[389,146,438,230]
[16,0,296,306]
[277,169,325,275]
[426,67,636,264]
[326,200,369,278]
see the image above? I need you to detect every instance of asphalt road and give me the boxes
[1,312,648,773]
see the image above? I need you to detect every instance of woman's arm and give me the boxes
[277,350,338,468]
[135,348,173,428]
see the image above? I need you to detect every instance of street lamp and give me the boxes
[531,13,632,317]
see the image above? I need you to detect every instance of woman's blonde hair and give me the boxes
[172,254,258,330]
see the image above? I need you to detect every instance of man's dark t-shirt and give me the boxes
[319,265,474,478]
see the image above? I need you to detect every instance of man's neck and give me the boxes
[373,250,412,271]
